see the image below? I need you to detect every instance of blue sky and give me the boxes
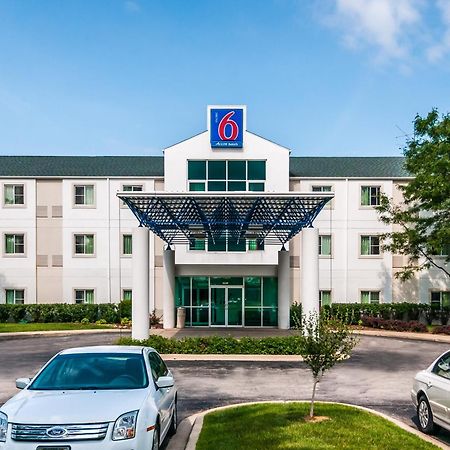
[0,0,449,157]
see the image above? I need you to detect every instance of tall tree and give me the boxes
[377,109,450,280]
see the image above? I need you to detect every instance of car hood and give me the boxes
[1,389,149,424]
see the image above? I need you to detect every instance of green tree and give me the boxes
[377,109,450,280]
[295,313,358,418]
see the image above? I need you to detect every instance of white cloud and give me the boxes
[323,0,423,62]
[427,0,450,61]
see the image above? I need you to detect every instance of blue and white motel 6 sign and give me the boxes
[210,108,244,148]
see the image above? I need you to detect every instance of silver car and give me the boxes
[412,350,450,434]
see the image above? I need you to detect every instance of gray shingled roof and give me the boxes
[289,157,410,178]
[0,155,409,178]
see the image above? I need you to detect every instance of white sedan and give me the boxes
[412,349,450,434]
[0,345,177,449]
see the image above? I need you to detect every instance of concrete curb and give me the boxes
[0,328,129,340]
[170,401,447,450]
[353,329,450,343]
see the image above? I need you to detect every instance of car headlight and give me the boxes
[112,410,138,441]
[0,411,7,442]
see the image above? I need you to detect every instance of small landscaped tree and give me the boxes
[295,312,358,418]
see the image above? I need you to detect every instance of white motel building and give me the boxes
[0,105,449,331]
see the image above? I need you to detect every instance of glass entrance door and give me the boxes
[210,286,243,326]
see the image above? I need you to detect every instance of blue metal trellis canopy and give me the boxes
[117,192,333,246]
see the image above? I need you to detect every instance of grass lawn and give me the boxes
[0,323,114,333]
[196,403,439,450]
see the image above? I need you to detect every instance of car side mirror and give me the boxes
[156,376,174,389]
[16,378,31,389]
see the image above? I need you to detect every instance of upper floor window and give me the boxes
[75,289,94,304]
[122,234,132,255]
[4,184,24,206]
[122,184,143,192]
[361,186,380,206]
[431,291,450,308]
[74,185,95,206]
[360,235,380,256]
[319,235,332,257]
[248,239,264,251]
[361,291,380,304]
[5,289,24,304]
[187,160,266,192]
[74,234,95,255]
[319,290,332,307]
[312,185,333,208]
[4,234,25,255]
[188,232,261,252]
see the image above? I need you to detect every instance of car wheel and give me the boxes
[151,422,160,450]
[417,395,435,434]
[169,398,178,436]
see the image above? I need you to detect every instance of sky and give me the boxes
[0,0,449,157]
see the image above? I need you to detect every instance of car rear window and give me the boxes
[29,353,149,390]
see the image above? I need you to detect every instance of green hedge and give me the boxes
[0,300,132,324]
[118,335,304,355]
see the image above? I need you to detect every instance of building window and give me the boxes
[123,184,143,192]
[431,292,450,308]
[189,238,206,251]
[74,185,95,206]
[319,290,331,307]
[4,184,24,206]
[4,234,25,255]
[122,234,132,255]
[188,160,266,192]
[360,235,380,256]
[361,186,380,206]
[5,289,24,304]
[74,234,95,255]
[312,185,333,208]
[122,289,132,301]
[75,289,94,304]
[319,235,332,256]
[361,291,380,304]
[248,239,264,251]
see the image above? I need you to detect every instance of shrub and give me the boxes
[432,325,450,335]
[80,318,90,325]
[361,315,427,332]
[119,300,132,321]
[95,319,107,325]
[119,335,304,355]
[150,309,162,327]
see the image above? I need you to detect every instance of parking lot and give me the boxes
[0,332,449,446]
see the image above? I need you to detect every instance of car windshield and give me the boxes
[29,353,149,390]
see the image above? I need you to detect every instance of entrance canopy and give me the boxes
[118,192,333,246]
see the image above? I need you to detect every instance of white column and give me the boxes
[163,248,176,329]
[301,227,319,318]
[278,249,291,329]
[132,227,149,340]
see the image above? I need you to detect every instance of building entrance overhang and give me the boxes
[117,191,333,246]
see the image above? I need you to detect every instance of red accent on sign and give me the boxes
[218,111,239,141]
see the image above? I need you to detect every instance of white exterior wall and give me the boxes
[164,130,290,269]
[0,179,37,304]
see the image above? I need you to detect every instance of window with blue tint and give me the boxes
[188,161,206,180]
[248,161,266,180]
[208,161,226,180]
[228,161,246,180]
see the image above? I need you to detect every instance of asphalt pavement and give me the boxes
[0,331,449,446]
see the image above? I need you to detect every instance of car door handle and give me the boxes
[426,381,433,389]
